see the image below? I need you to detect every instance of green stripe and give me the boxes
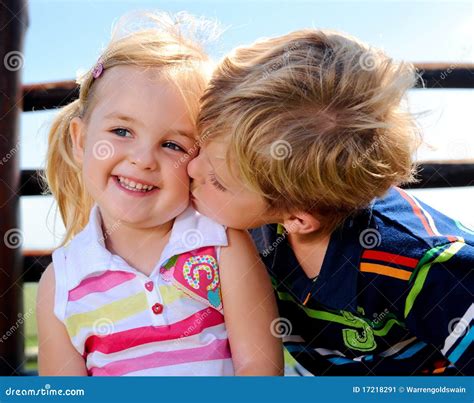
[277,290,403,336]
[408,244,446,286]
[404,242,466,318]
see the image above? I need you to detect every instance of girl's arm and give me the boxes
[36,263,88,376]
[219,228,284,375]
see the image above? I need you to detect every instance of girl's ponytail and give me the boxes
[43,99,93,246]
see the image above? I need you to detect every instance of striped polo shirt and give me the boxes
[53,205,234,376]
[251,187,473,375]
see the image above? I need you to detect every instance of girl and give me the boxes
[36,12,283,376]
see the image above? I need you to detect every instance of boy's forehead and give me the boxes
[202,138,228,159]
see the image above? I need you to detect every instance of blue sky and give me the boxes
[16,0,474,248]
[24,0,472,83]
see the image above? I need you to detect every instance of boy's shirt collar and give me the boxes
[63,204,228,289]
[259,205,375,313]
[313,209,371,312]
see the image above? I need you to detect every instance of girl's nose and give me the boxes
[129,146,157,171]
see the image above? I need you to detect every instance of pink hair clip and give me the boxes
[92,61,104,79]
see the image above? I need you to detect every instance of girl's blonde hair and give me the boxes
[199,29,421,234]
[45,12,214,245]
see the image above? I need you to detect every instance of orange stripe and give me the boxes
[303,293,311,305]
[360,263,411,281]
[396,188,435,236]
[362,250,418,268]
[433,367,446,374]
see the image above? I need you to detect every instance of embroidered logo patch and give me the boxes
[160,247,223,311]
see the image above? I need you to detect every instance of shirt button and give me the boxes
[152,303,163,315]
[145,281,154,292]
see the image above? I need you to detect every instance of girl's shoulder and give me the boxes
[170,206,228,249]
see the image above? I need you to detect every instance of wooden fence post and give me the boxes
[0,0,29,375]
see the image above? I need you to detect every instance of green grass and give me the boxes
[23,283,38,372]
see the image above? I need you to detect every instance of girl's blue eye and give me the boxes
[112,128,132,138]
[163,141,185,152]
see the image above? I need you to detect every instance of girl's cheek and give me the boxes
[177,163,192,181]
[164,154,187,175]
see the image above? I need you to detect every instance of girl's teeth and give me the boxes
[117,176,155,192]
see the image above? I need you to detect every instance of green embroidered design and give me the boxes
[275,289,407,352]
[162,255,178,270]
[341,311,377,352]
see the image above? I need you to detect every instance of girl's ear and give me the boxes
[69,117,86,163]
[282,212,321,235]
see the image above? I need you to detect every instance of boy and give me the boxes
[188,29,473,375]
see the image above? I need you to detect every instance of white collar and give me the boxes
[64,204,228,287]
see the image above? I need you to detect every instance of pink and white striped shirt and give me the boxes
[52,205,234,376]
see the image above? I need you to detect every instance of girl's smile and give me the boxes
[112,175,159,197]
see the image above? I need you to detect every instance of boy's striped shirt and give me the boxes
[252,187,473,375]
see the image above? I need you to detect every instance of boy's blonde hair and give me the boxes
[45,12,213,245]
[198,29,420,234]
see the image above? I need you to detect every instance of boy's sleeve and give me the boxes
[404,241,473,375]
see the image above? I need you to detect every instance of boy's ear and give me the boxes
[282,212,321,235]
[69,117,86,164]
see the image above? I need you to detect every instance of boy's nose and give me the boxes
[187,153,202,180]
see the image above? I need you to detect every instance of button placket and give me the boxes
[145,281,154,292]
[152,302,164,315]
[141,276,166,324]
